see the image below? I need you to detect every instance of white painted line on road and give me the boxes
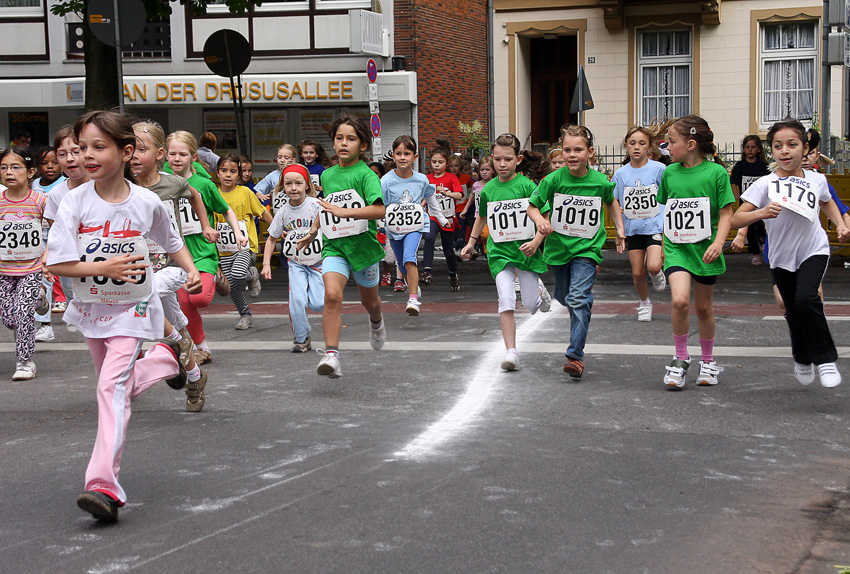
[763,315,850,321]
[469,313,618,318]
[393,308,556,461]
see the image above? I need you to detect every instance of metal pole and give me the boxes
[823,0,831,161]
[577,65,584,126]
[113,0,124,113]
[223,33,247,157]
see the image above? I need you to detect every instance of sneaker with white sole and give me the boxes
[637,303,652,322]
[538,279,552,313]
[650,271,667,292]
[370,320,386,350]
[12,360,36,380]
[500,350,519,371]
[818,363,842,388]
[51,300,67,313]
[406,298,421,316]
[664,357,689,389]
[35,324,55,342]
[247,267,261,297]
[316,349,341,378]
[234,314,252,330]
[794,362,815,385]
[292,337,311,353]
[696,360,721,386]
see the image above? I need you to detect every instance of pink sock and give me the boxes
[674,334,689,361]
[409,293,419,301]
[700,337,715,362]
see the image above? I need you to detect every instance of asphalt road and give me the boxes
[2,250,850,574]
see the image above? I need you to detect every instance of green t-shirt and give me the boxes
[478,174,547,277]
[319,161,385,271]
[529,168,615,266]
[656,160,735,277]
[183,173,231,275]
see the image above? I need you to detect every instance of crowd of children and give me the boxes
[2,109,849,524]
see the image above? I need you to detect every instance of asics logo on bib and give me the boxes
[85,238,136,254]
[786,177,810,188]
[493,201,524,212]
[1,221,30,231]
[629,187,654,196]
[330,192,354,202]
[669,199,703,210]
[561,197,595,207]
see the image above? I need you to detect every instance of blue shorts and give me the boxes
[389,233,423,273]
[321,255,380,288]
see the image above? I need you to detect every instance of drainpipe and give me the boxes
[487,0,495,143]
[822,0,831,160]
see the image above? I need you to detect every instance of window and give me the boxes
[760,22,817,125]
[638,29,692,125]
[0,0,42,16]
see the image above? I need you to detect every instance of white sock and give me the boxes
[197,341,210,352]
[165,328,182,342]
[640,299,651,306]
[370,319,384,330]
[187,365,201,382]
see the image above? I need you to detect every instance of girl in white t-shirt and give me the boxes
[731,119,850,388]
[47,110,202,523]
[261,164,324,352]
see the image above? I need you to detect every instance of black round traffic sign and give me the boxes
[203,29,251,78]
[86,0,146,48]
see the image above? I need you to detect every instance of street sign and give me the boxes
[203,30,251,78]
[570,65,595,115]
[367,58,378,83]
[368,83,378,100]
[369,100,380,114]
[372,137,382,158]
[349,9,385,56]
[86,0,146,48]
[370,114,382,137]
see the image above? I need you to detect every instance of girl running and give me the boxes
[381,135,450,315]
[612,125,668,322]
[461,133,551,370]
[167,130,246,374]
[261,164,324,351]
[422,146,462,290]
[461,154,494,257]
[31,145,68,342]
[46,110,201,522]
[731,119,849,387]
[254,143,297,204]
[527,125,625,380]
[44,126,90,316]
[0,146,47,380]
[729,135,770,265]
[656,115,735,389]
[296,113,386,378]
[216,153,272,330]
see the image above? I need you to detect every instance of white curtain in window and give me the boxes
[797,58,814,119]
[0,0,40,6]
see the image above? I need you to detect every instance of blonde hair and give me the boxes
[547,148,565,161]
[165,130,199,174]
[133,119,166,170]
[273,164,317,198]
[623,118,675,161]
[278,144,297,162]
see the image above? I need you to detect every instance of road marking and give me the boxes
[763,315,850,321]
[394,308,555,461]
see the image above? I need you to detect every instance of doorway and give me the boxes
[529,35,578,147]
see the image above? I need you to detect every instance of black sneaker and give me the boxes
[161,341,188,390]
[76,491,119,522]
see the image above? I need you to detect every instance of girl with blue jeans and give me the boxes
[261,164,324,352]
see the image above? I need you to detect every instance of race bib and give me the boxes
[741,175,760,194]
[272,191,288,214]
[0,219,44,261]
[177,197,203,236]
[310,174,321,189]
[385,203,425,234]
[767,176,819,223]
[664,197,711,243]
[319,189,368,240]
[74,235,152,304]
[551,194,602,239]
[622,185,660,220]
[216,220,249,253]
[146,201,181,266]
[281,230,323,266]
[436,193,456,219]
[486,198,535,243]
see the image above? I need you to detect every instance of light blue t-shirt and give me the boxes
[612,159,666,237]
[32,175,68,195]
[380,170,436,241]
[254,170,281,196]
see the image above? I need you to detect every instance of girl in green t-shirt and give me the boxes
[298,113,387,379]
[461,133,551,371]
[656,115,734,389]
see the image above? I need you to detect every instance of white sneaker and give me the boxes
[538,279,552,313]
[637,302,652,322]
[650,271,666,292]
[51,300,67,313]
[234,314,252,330]
[500,350,519,371]
[664,357,689,389]
[370,320,386,350]
[794,362,815,386]
[406,298,421,316]
[818,363,842,388]
[35,324,55,342]
[316,350,341,378]
[12,360,36,380]
[247,267,261,297]
[696,360,721,386]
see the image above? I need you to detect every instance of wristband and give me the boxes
[470,236,479,241]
